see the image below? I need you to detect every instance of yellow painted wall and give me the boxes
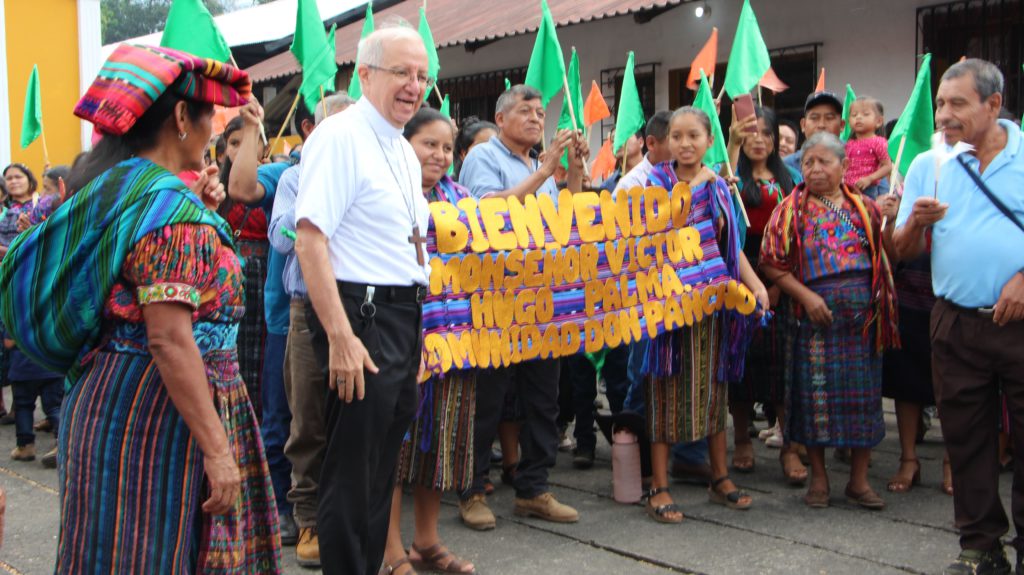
[7,0,82,173]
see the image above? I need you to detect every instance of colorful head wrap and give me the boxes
[74,44,252,136]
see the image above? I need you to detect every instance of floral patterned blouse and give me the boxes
[101,223,245,355]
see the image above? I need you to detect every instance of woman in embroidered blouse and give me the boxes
[380,107,477,575]
[760,132,899,511]
[0,164,38,258]
[0,45,280,572]
[725,107,806,485]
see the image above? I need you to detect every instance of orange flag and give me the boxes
[686,27,718,90]
[590,136,616,182]
[815,68,826,92]
[212,105,240,136]
[583,80,611,127]
[759,67,789,93]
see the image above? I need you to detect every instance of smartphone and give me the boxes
[733,94,757,133]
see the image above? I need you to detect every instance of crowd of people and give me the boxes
[0,18,1022,575]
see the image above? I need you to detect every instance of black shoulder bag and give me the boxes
[955,154,1024,236]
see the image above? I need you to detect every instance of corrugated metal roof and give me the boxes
[247,0,686,83]
[103,0,372,59]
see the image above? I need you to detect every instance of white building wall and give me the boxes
[437,0,937,149]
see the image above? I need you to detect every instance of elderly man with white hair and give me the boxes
[294,24,432,575]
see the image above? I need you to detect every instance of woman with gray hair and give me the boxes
[759,132,900,510]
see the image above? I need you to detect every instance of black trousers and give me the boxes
[932,299,1024,553]
[469,359,560,499]
[569,347,630,452]
[307,288,421,575]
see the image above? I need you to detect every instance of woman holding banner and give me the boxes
[760,132,899,510]
[641,106,769,523]
[381,107,477,575]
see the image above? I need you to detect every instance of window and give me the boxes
[597,62,659,142]
[436,67,527,125]
[918,0,1023,116]
[666,43,821,127]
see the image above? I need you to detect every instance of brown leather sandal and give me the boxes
[379,556,416,575]
[886,458,921,493]
[732,440,755,473]
[410,542,477,575]
[779,448,808,486]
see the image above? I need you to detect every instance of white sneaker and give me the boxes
[758,423,780,441]
[558,431,574,452]
[765,428,784,448]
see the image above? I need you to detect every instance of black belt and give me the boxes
[941,298,995,318]
[337,281,426,304]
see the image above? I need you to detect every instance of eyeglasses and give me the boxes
[367,65,435,90]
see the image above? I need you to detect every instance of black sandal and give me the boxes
[644,487,683,524]
[501,463,517,486]
[708,476,752,510]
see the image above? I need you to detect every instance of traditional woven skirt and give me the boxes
[397,371,476,491]
[784,273,884,448]
[882,306,935,406]
[645,317,726,444]
[730,235,784,405]
[237,240,268,418]
[729,305,785,405]
[57,348,281,574]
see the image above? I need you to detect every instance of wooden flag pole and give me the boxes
[562,75,580,135]
[434,88,444,108]
[231,52,269,148]
[320,86,329,122]
[716,85,727,102]
[880,135,906,229]
[270,90,302,159]
[722,161,751,227]
[39,126,50,168]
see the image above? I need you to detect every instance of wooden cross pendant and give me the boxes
[408,225,427,266]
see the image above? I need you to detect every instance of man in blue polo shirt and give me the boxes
[458,84,585,530]
[894,58,1024,575]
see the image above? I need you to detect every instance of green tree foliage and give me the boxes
[101,0,230,44]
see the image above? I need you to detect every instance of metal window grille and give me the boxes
[435,67,528,125]
[917,0,1024,116]
[598,63,660,142]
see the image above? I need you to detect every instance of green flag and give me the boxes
[20,65,43,149]
[505,78,512,91]
[840,83,856,142]
[723,0,771,99]
[292,0,339,116]
[558,48,584,168]
[693,70,728,167]
[439,94,450,118]
[419,7,441,102]
[558,48,584,131]
[613,51,644,155]
[524,0,566,106]
[321,24,338,95]
[348,2,375,100]
[161,0,232,62]
[888,53,934,177]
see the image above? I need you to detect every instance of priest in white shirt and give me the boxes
[294,25,431,575]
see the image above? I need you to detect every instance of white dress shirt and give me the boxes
[296,98,430,287]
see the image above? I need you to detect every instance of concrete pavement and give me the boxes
[0,391,1015,575]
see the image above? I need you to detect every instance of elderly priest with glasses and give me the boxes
[294,24,433,575]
